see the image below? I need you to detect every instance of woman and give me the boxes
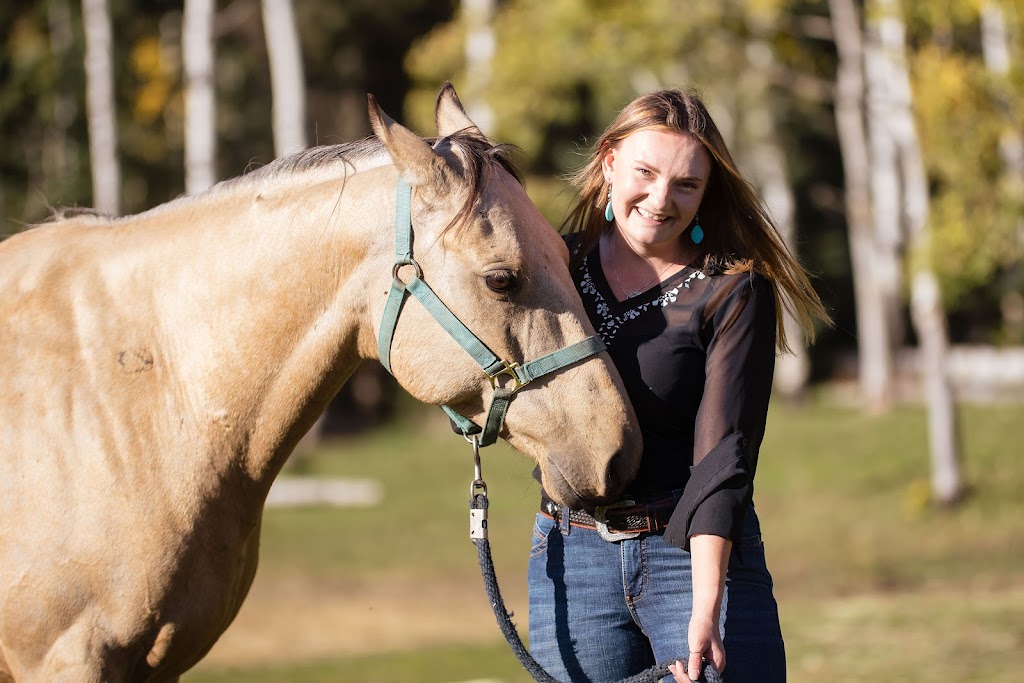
[527,89,830,683]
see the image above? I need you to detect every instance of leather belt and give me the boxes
[540,489,683,542]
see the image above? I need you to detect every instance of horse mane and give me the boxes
[232,131,523,238]
[38,131,522,233]
[435,131,523,237]
[220,137,390,189]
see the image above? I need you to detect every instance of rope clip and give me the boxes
[467,434,488,540]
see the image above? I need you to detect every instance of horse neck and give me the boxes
[150,165,398,487]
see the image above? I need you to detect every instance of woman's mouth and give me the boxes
[635,206,671,222]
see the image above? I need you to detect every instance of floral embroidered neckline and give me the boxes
[578,253,706,346]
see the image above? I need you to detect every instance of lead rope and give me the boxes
[467,436,723,683]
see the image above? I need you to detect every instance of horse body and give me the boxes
[0,86,641,681]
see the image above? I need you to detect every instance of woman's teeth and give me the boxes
[636,206,668,222]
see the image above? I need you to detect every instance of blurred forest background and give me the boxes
[4,0,1024,499]
[2,0,1023,681]
[4,0,1023,416]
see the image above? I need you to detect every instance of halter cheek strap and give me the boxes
[377,180,607,447]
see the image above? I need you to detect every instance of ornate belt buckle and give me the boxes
[593,499,641,542]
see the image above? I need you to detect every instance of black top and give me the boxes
[547,238,777,550]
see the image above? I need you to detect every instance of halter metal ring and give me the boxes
[392,258,423,283]
[488,360,526,392]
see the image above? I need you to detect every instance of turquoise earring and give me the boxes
[604,188,614,223]
[690,213,704,245]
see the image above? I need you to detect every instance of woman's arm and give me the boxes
[688,533,731,678]
[666,273,777,549]
[667,273,778,681]
[668,533,731,682]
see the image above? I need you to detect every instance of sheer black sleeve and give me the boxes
[663,271,777,550]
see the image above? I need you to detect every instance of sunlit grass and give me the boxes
[190,641,535,683]
[187,395,1024,682]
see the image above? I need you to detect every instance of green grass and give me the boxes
[187,642,535,683]
[253,404,542,582]
[186,396,1024,682]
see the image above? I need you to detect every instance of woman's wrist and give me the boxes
[689,533,731,621]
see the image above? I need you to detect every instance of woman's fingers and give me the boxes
[687,650,705,682]
[711,640,727,676]
[668,659,692,682]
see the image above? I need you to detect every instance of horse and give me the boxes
[0,84,642,682]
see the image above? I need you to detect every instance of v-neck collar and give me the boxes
[594,241,700,309]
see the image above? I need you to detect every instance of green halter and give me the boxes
[377,180,607,446]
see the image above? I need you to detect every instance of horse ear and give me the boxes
[368,93,445,185]
[435,82,483,138]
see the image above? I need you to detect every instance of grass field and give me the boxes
[185,393,1024,683]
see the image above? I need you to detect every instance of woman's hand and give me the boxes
[666,614,725,681]
[689,613,726,680]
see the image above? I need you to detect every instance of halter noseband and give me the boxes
[377,180,607,447]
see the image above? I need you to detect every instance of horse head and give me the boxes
[367,84,642,507]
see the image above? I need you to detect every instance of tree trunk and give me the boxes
[463,0,496,132]
[910,272,963,503]
[981,0,1024,344]
[981,1,1024,196]
[829,0,893,409]
[740,30,810,399]
[183,0,216,194]
[81,0,120,214]
[863,0,908,353]
[868,0,963,504]
[262,0,307,158]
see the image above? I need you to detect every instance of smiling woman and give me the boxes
[603,128,710,267]
[599,127,711,300]
[524,88,833,683]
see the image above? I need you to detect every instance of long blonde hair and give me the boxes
[563,88,831,351]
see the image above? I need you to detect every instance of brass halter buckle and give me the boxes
[593,499,642,542]
[487,360,526,392]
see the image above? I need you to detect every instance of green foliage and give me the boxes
[3,0,1022,344]
[909,22,1023,307]
[0,0,453,229]
[0,2,89,223]
[406,0,730,170]
[405,0,1024,342]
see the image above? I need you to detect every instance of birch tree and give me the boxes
[981,0,1024,342]
[183,0,216,194]
[81,0,120,214]
[867,0,963,504]
[829,0,894,408]
[262,0,307,158]
[741,12,810,399]
[863,0,909,366]
[463,0,496,133]
[980,0,1022,187]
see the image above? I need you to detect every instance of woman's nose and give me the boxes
[650,180,672,206]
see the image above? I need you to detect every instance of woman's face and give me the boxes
[602,128,711,252]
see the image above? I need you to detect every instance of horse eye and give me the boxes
[485,270,517,293]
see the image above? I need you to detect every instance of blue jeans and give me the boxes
[527,504,785,683]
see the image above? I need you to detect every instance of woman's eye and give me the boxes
[636,167,652,176]
[485,270,517,293]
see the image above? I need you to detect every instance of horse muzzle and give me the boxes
[541,447,634,509]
